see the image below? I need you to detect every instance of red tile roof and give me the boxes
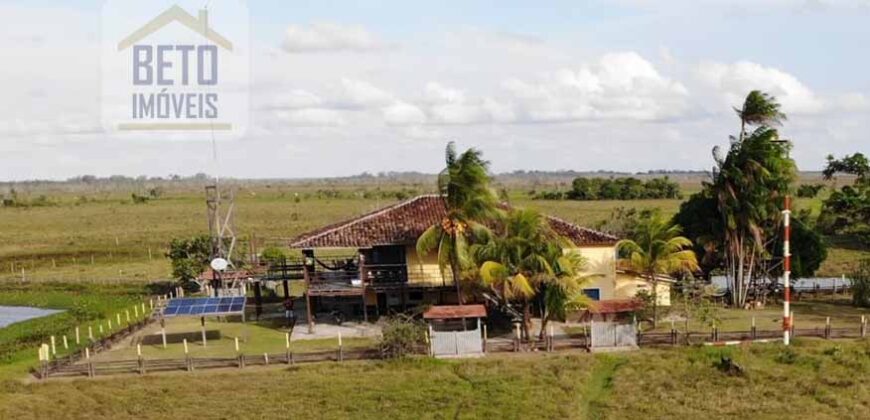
[587,299,643,314]
[290,195,618,249]
[423,304,487,319]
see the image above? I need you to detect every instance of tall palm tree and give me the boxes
[417,142,500,304]
[617,214,699,328]
[734,90,786,142]
[473,208,589,340]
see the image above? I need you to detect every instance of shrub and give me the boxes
[379,315,427,359]
[261,246,287,265]
[851,259,870,308]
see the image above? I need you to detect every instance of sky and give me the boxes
[1,0,869,180]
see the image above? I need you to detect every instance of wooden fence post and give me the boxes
[85,347,94,378]
[235,337,244,368]
[825,317,831,339]
[861,316,866,338]
[75,327,80,345]
[482,324,488,353]
[751,317,757,340]
[337,332,343,362]
[137,344,145,375]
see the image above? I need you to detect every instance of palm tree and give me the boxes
[734,90,786,142]
[417,142,500,304]
[473,208,589,340]
[617,214,699,328]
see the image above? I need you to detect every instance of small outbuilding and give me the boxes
[423,305,487,358]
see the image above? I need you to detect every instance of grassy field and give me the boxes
[0,283,151,380]
[0,339,867,419]
[1,181,864,285]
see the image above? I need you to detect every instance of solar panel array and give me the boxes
[163,297,246,317]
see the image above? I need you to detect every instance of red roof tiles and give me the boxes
[423,304,487,319]
[587,299,643,314]
[290,195,618,249]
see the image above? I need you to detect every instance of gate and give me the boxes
[590,321,637,349]
[431,329,484,357]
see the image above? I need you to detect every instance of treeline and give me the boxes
[531,176,682,200]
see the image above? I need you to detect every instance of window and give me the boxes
[582,288,601,301]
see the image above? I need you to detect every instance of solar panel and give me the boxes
[162,296,246,318]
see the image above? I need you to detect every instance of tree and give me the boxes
[616,214,699,327]
[673,187,723,278]
[711,91,796,308]
[473,208,589,340]
[851,259,870,308]
[166,235,211,291]
[734,90,786,141]
[417,142,501,304]
[819,153,870,242]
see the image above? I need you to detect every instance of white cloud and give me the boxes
[275,108,346,126]
[383,101,427,125]
[266,89,324,109]
[502,52,690,122]
[340,78,395,107]
[697,60,825,114]
[282,23,389,53]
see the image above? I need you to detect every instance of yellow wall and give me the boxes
[403,242,670,305]
[614,273,671,306]
[567,246,617,298]
[405,245,454,287]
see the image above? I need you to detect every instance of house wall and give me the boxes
[567,245,617,299]
[404,245,454,287]
[614,273,671,306]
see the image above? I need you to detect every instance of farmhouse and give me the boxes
[286,195,669,329]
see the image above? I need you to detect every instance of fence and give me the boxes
[590,322,637,349]
[431,329,484,357]
[35,317,869,380]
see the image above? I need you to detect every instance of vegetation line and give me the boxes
[581,355,626,420]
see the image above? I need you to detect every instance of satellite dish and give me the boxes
[210,258,229,272]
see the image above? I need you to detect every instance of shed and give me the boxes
[423,305,487,358]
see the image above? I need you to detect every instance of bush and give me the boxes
[261,246,287,265]
[379,315,427,359]
[851,259,870,308]
[796,184,824,198]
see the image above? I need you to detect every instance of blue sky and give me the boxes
[0,0,868,180]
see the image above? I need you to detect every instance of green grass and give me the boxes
[0,180,866,283]
[580,355,626,420]
[0,339,867,419]
[91,315,377,361]
[0,283,151,380]
[655,296,870,333]
[0,354,596,420]
[605,339,870,419]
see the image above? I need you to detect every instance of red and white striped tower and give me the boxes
[783,195,792,345]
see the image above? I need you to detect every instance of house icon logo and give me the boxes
[117,6,233,52]
[101,1,249,139]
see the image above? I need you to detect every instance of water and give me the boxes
[711,276,852,292]
[0,306,62,328]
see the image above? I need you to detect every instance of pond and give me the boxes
[0,306,63,328]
